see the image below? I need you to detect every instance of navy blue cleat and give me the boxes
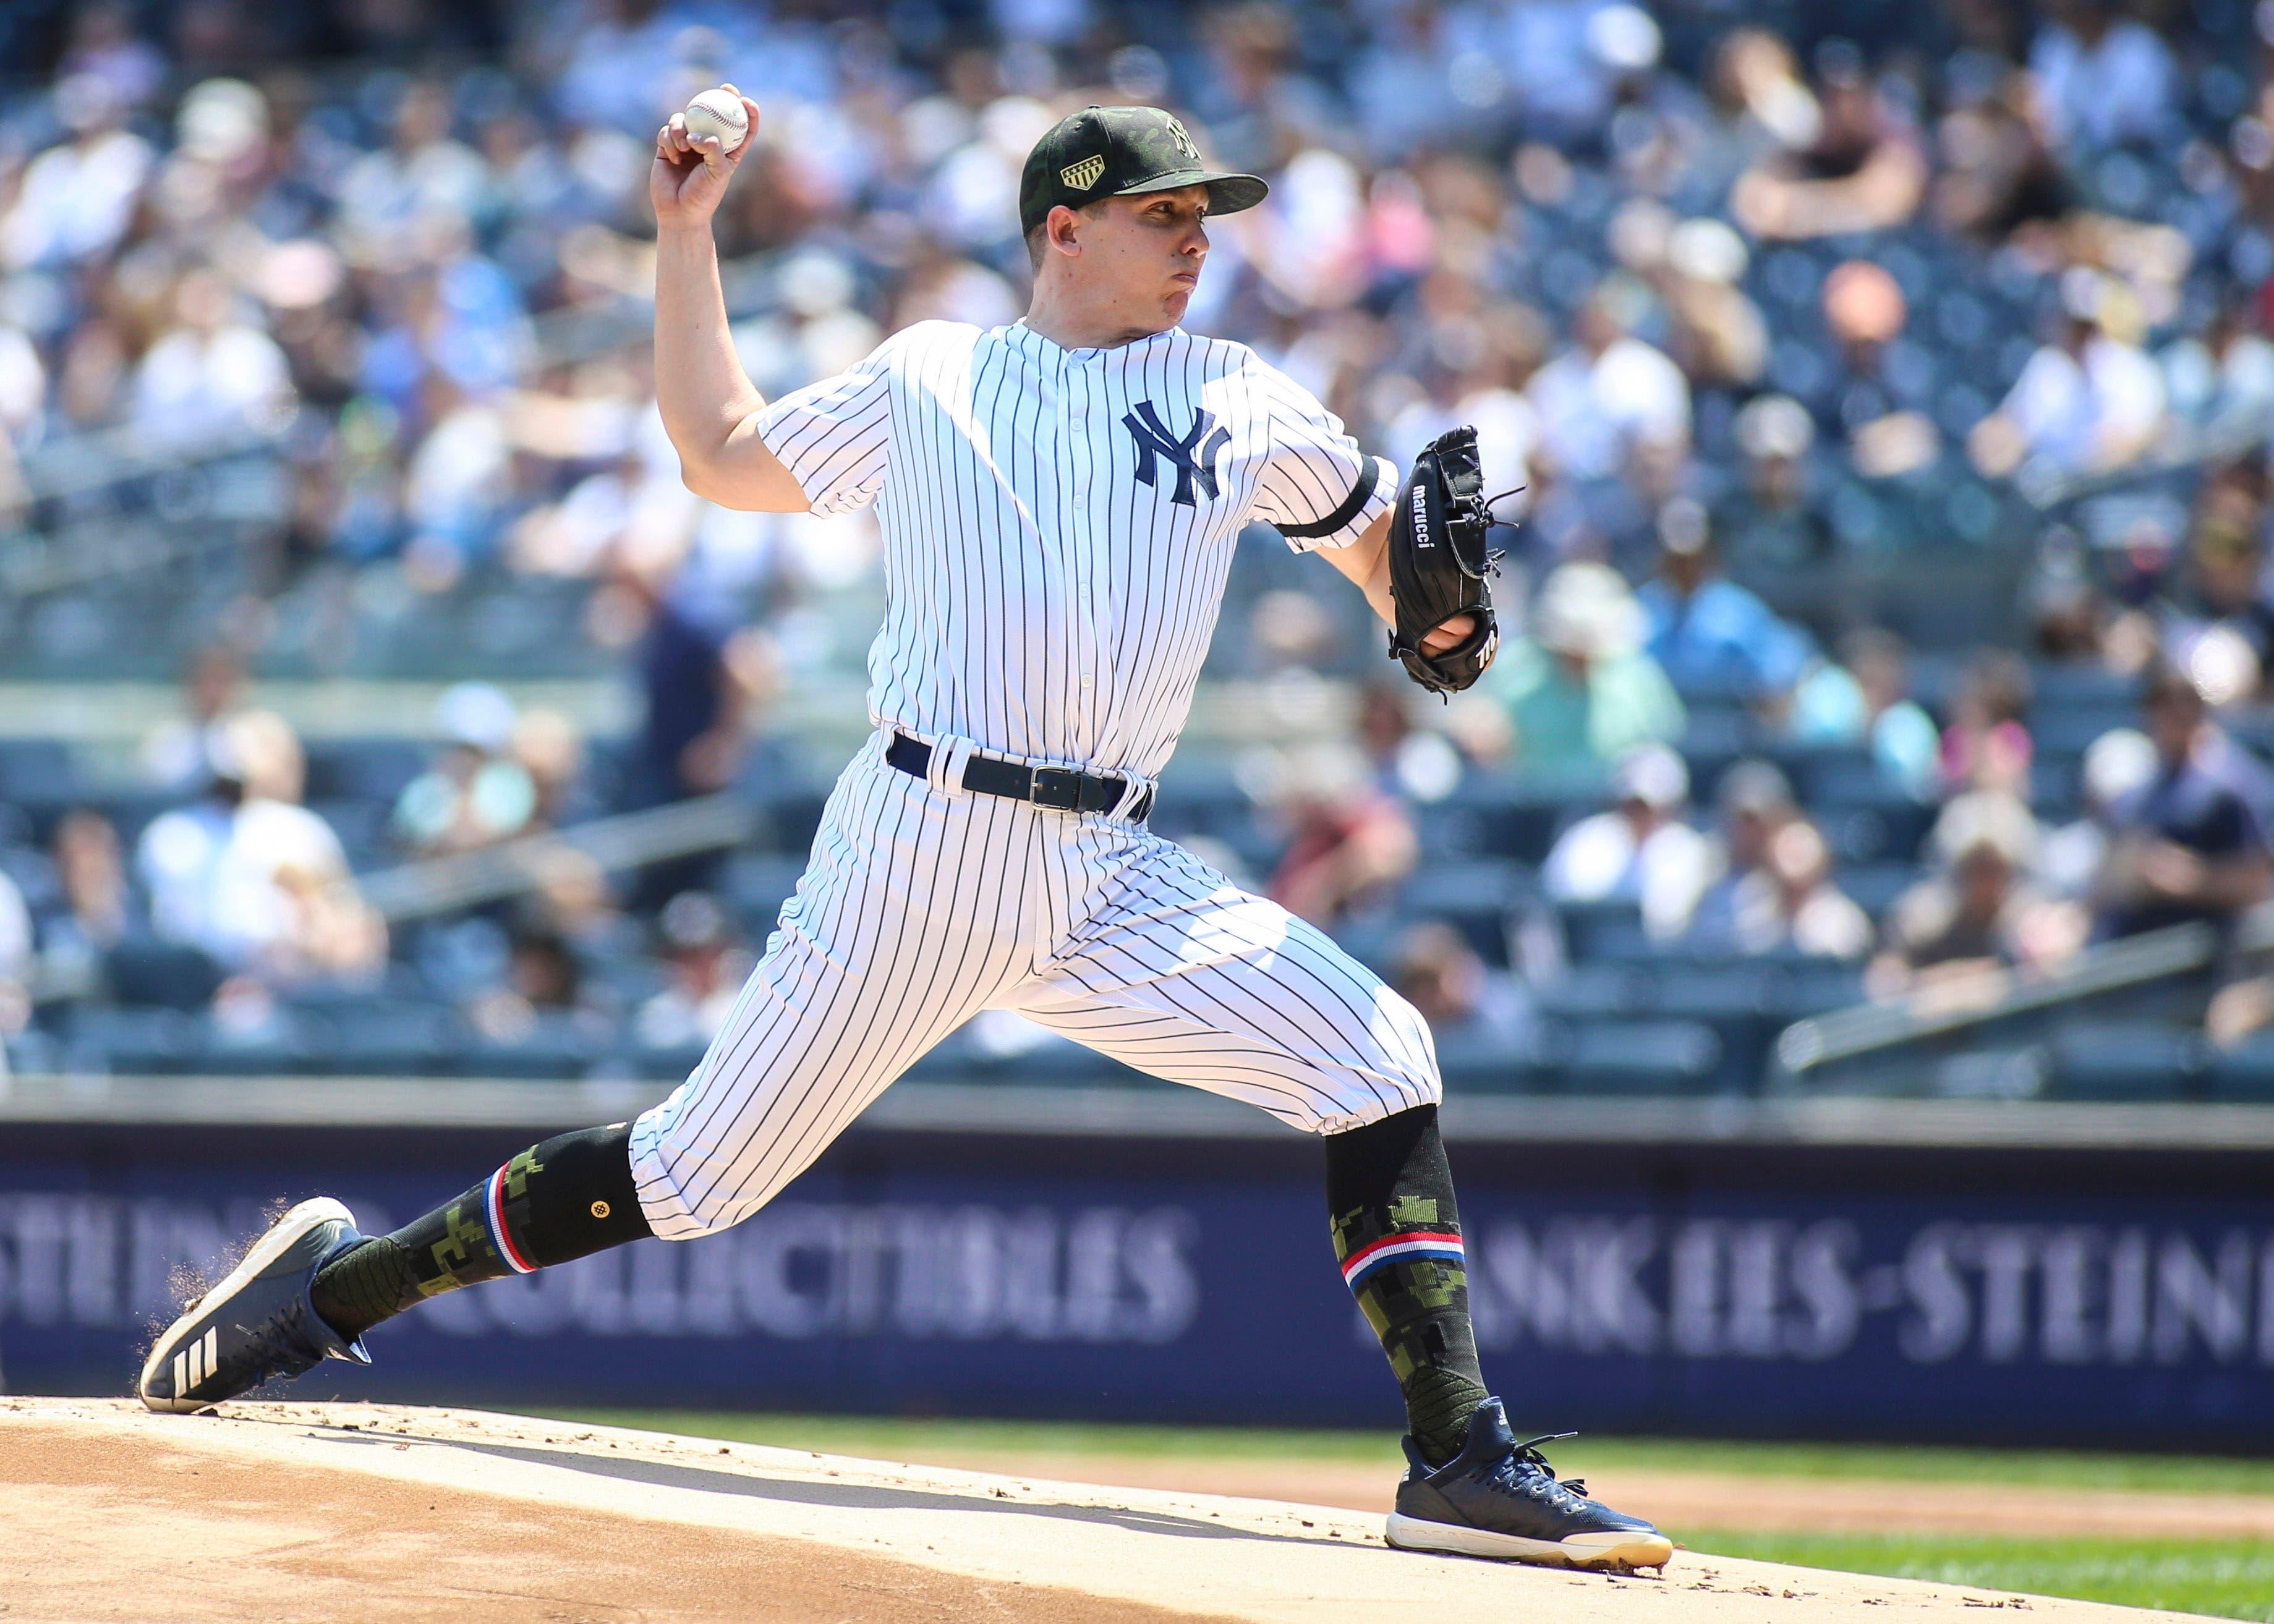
[1385,1398,1674,1571]
[138,1198,373,1413]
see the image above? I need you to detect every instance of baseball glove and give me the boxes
[1386,425,1501,696]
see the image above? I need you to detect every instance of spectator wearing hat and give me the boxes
[1684,759,1795,953]
[391,683,539,856]
[2094,660,2274,940]
[137,711,384,985]
[1481,561,1684,786]
[2145,480,2274,687]
[1711,393,1831,569]
[1969,270,2167,478]
[1542,744,1714,942]
[636,891,754,1050]
[1635,498,1813,705]
[1724,816,1873,961]
[2041,726,2158,903]
[1871,791,2067,994]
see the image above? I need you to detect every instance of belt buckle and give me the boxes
[1028,765,1083,812]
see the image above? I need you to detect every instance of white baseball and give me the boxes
[683,89,750,155]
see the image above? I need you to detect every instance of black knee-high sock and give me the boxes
[1324,1103,1489,1468]
[311,1122,654,1341]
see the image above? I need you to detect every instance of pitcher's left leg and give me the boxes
[1009,832,1671,1570]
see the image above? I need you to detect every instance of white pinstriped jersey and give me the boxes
[755,319,1395,780]
[629,318,1441,1235]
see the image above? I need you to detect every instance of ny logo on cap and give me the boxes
[1060,154,1106,191]
[1164,116,1200,162]
[1123,402,1230,507]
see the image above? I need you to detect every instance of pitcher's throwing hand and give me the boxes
[652,84,760,228]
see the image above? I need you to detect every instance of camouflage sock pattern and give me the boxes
[310,1123,652,1341]
[1324,1104,1490,1469]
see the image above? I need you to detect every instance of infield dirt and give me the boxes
[0,1398,2203,1623]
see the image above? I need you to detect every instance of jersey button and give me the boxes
[1080,673,1094,687]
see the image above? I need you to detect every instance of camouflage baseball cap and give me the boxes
[1018,105,1268,238]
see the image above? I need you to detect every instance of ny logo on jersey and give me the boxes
[1123,402,1230,507]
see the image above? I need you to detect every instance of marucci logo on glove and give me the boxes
[1408,484,1432,548]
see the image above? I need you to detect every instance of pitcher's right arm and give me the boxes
[651,87,810,512]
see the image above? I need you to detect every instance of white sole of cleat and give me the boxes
[137,1197,358,1414]
[1384,1512,1675,1571]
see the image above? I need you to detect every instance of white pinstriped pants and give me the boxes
[628,728,1441,1239]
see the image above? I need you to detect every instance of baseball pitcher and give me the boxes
[140,91,1667,1573]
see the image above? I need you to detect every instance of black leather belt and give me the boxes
[887,731,1152,821]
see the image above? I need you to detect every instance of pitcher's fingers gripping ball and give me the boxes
[1386,425,1501,696]
[652,84,759,225]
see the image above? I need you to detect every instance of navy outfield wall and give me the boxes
[3,1081,2273,1448]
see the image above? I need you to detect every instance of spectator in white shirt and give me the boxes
[1543,744,1716,942]
[2027,0,2177,154]
[129,269,294,448]
[1527,284,1690,483]
[1,75,153,271]
[137,712,384,984]
[1970,271,2166,477]
[635,891,756,1050]
[1726,817,1873,961]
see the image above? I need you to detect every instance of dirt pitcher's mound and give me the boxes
[0,1399,2190,1624]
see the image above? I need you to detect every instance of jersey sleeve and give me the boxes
[1246,362,1396,552]
[752,333,903,516]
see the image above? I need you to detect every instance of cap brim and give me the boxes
[1114,168,1269,216]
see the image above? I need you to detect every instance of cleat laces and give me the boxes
[1483,1431,1590,1504]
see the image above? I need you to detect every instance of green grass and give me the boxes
[552,1409,2274,1497]
[539,1411,2274,1620]
[1686,1532,2274,1622]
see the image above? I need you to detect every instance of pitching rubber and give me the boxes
[1385,1511,1676,1571]
[137,1196,358,1413]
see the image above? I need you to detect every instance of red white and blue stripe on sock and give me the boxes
[1339,1230,1464,1291]
[483,1165,539,1274]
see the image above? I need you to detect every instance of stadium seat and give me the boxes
[2044,1024,2205,1102]
[318,1000,468,1076]
[1395,859,1528,964]
[301,738,432,805]
[1556,898,1651,964]
[1549,1019,1723,1097]
[102,939,224,1010]
[1434,1026,1541,1092]
[1652,965,1779,1090]
[64,1006,202,1074]
[2202,1035,2274,1103]
[624,1038,708,1084]
[0,738,77,802]
[720,852,807,933]
[465,1011,607,1080]
[1836,862,1916,917]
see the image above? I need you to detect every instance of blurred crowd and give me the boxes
[1,0,2272,1084]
